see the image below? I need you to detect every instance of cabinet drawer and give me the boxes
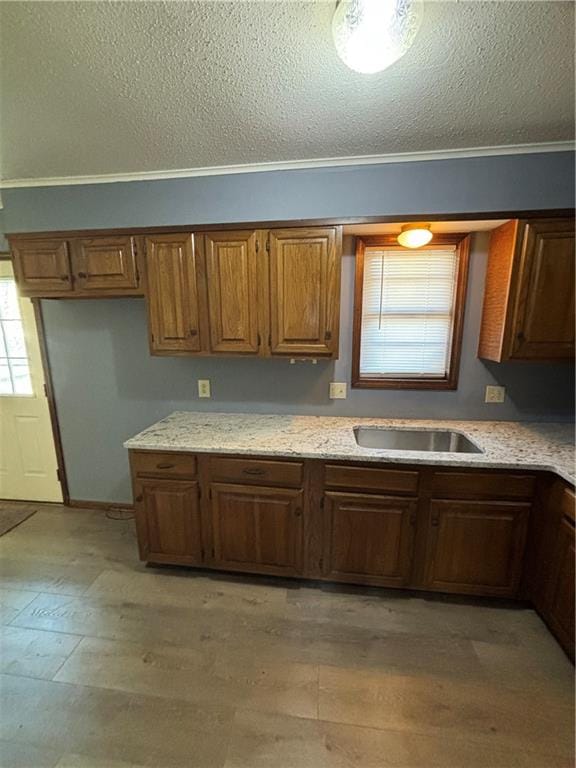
[431,471,535,500]
[130,451,197,479]
[209,457,303,487]
[324,465,419,496]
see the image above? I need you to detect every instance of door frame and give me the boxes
[0,252,69,504]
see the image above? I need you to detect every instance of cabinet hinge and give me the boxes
[208,488,212,500]
[43,382,48,398]
[200,546,205,560]
[265,237,270,253]
[318,557,323,571]
[320,497,325,510]
[56,467,62,483]
[268,333,272,347]
[255,239,259,254]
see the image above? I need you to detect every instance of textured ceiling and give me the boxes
[0,1,574,182]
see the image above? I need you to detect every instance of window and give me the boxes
[0,277,33,395]
[352,235,470,390]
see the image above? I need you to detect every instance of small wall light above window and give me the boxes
[397,223,433,248]
[332,0,422,74]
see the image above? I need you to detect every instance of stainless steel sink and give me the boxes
[354,427,483,454]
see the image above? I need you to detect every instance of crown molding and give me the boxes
[1,141,574,190]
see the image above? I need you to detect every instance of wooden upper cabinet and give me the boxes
[268,227,342,357]
[145,234,204,355]
[423,499,530,597]
[11,239,72,295]
[71,236,141,294]
[202,231,261,354]
[478,218,575,361]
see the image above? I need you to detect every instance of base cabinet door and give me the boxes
[424,500,530,597]
[322,492,416,586]
[210,483,303,576]
[546,514,575,660]
[135,479,203,565]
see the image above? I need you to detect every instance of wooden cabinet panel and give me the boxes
[546,514,575,660]
[511,220,575,359]
[12,239,72,295]
[203,231,260,354]
[479,218,575,361]
[325,464,419,495]
[145,234,203,354]
[210,483,303,576]
[424,500,530,596]
[323,492,416,586]
[135,479,202,565]
[208,457,303,488]
[431,471,535,501]
[71,236,140,294]
[268,227,341,357]
[131,451,197,480]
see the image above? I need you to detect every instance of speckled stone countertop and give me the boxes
[124,412,575,485]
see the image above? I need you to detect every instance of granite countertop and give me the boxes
[124,412,575,485]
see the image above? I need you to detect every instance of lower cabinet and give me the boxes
[134,479,203,565]
[423,500,530,597]
[546,514,575,659]
[322,492,416,586]
[209,483,304,576]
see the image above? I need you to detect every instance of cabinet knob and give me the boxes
[135,494,143,503]
[189,329,198,337]
[431,516,439,527]
[324,330,332,341]
[517,331,525,342]
[295,508,302,517]
[77,272,87,279]
[60,274,70,281]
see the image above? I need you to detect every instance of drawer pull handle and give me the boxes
[156,462,176,469]
[243,468,265,476]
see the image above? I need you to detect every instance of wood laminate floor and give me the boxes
[0,501,573,768]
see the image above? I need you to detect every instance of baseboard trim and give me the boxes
[68,499,134,512]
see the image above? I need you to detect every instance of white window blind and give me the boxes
[359,247,459,379]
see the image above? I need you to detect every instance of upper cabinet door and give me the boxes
[71,236,141,294]
[511,220,575,360]
[11,239,72,295]
[479,218,575,362]
[268,227,342,357]
[145,234,203,354]
[203,231,260,354]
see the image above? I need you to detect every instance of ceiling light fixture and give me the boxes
[332,0,422,75]
[397,223,433,248]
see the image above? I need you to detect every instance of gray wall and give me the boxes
[2,151,574,232]
[41,233,574,503]
[2,151,574,502]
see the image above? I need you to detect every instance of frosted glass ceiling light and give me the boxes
[332,0,422,74]
[397,223,433,248]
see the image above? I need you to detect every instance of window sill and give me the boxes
[352,376,458,391]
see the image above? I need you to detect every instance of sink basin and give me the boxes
[354,427,483,454]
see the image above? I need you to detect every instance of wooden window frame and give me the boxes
[352,234,471,391]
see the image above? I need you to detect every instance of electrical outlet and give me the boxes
[485,385,505,404]
[329,382,347,399]
[198,379,211,398]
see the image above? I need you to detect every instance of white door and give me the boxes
[0,260,62,502]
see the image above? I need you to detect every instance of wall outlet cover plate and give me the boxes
[485,385,505,404]
[330,382,347,399]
